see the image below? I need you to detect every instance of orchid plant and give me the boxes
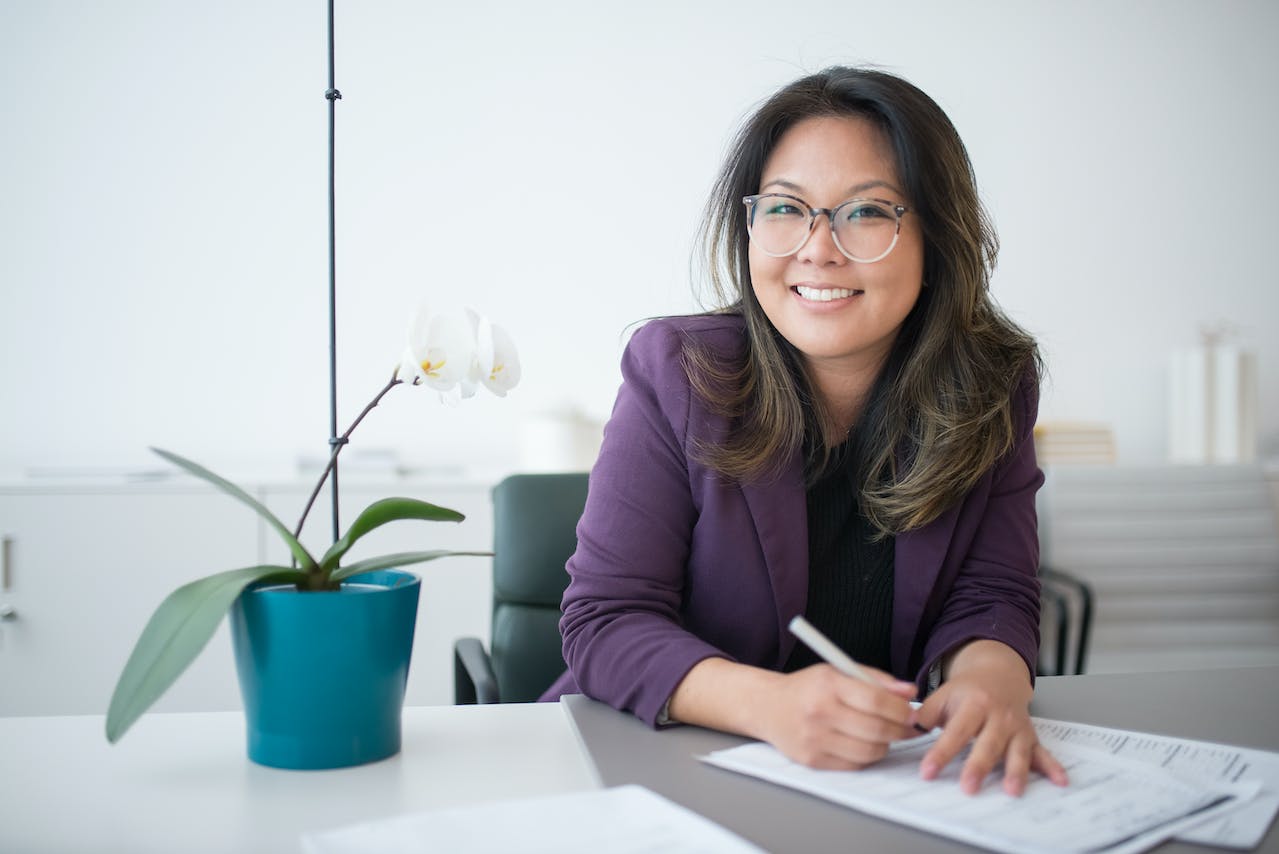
[105,307,520,743]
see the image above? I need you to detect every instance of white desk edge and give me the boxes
[0,702,597,854]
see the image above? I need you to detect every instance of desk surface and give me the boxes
[1,668,1276,854]
[564,666,1279,854]
[0,703,595,854]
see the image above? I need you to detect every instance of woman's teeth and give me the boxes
[794,285,860,302]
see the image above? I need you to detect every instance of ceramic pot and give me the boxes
[230,569,420,769]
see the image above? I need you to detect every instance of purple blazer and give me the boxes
[543,314,1043,727]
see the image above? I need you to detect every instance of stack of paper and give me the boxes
[1033,718,1279,849]
[1033,422,1116,465]
[702,717,1277,854]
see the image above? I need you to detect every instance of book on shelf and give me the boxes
[1034,422,1115,465]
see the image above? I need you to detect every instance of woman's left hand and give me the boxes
[913,640,1069,796]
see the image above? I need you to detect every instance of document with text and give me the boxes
[701,718,1265,854]
[1034,717,1279,849]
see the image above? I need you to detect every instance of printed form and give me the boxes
[702,718,1269,854]
[1035,718,1279,849]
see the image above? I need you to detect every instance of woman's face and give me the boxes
[748,115,924,384]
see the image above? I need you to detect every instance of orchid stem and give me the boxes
[294,370,403,544]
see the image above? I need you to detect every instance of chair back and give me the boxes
[490,472,589,702]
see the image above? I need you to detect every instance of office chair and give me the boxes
[1037,565,1094,676]
[453,472,589,704]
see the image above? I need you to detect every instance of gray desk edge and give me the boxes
[561,666,1279,854]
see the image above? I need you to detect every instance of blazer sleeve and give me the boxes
[918,370,1045,684]
[558,320,733,727]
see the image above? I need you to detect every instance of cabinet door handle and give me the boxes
[1,535,10,591]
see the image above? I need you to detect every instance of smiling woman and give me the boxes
[745,114,925,430]
[691,71,1033,512]
[542,66,1064,801]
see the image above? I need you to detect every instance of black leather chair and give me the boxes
[453,473,589,704]
[1037,565,1094,676]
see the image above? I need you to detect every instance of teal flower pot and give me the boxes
[229,569,420,770]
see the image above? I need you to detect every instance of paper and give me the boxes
[702,722,1260,854]
[1034,717,1279,849]
[300,784,767,854]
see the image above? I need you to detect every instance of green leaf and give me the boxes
[319,497,465,572]
[151,447,317,572]
[106,564,304,744]
[330,549,491,582]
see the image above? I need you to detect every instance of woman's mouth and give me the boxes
[793,285,863,302]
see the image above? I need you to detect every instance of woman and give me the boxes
[542,66,1067,797]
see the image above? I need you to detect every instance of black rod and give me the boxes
[325,0,343,543]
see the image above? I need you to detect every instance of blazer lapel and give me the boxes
[892,503,960,677]
[740,451,807,668]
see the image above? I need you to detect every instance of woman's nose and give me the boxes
[795,216,845,265]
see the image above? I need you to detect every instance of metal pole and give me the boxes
[325,0,344,543]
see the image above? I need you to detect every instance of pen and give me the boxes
[787,615,876,684]
[788,615,929,733]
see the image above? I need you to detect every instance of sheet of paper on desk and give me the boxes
[300,784,767,854]
[701,727,1260,854]
[1034,717,1279,849]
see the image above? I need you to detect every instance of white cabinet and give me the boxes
[1039,464,1279,674]
[0,476,497,717]
[0,485,257,716]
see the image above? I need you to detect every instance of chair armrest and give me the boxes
[453,637,500,704]
[1038,584,1070,677]
[1040,566,1094,675]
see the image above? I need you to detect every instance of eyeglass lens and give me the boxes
[746,195,900,262]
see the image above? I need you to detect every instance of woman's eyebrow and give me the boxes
[760,177,906,199]
[847,179,905,197]
[760,178,805,193]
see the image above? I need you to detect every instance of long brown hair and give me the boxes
[687,66,1041,535]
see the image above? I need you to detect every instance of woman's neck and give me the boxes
[804,354,887,445]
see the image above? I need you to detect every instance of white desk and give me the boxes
[0,703,596,854]
[5,669,1278,853]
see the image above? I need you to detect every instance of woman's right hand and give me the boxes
[669,657,917,770]
[758,664,919,769]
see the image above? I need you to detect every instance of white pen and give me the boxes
[788,615,929,734]
[788,615,877,684]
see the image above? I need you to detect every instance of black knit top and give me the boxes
[784,443,895,673]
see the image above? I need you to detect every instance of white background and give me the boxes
[3,0,1277,481]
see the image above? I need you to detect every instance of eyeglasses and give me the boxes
[742,193,909,263]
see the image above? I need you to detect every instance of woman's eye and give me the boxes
[845,204,891,221]
[764,203,803,217]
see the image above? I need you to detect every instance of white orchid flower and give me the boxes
[475,314,521,397]
[398,308,477,398]
[462,307,521,398]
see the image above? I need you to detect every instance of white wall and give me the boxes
[3,0,1277,481]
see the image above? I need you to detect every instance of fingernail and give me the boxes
[920,760,938,779]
